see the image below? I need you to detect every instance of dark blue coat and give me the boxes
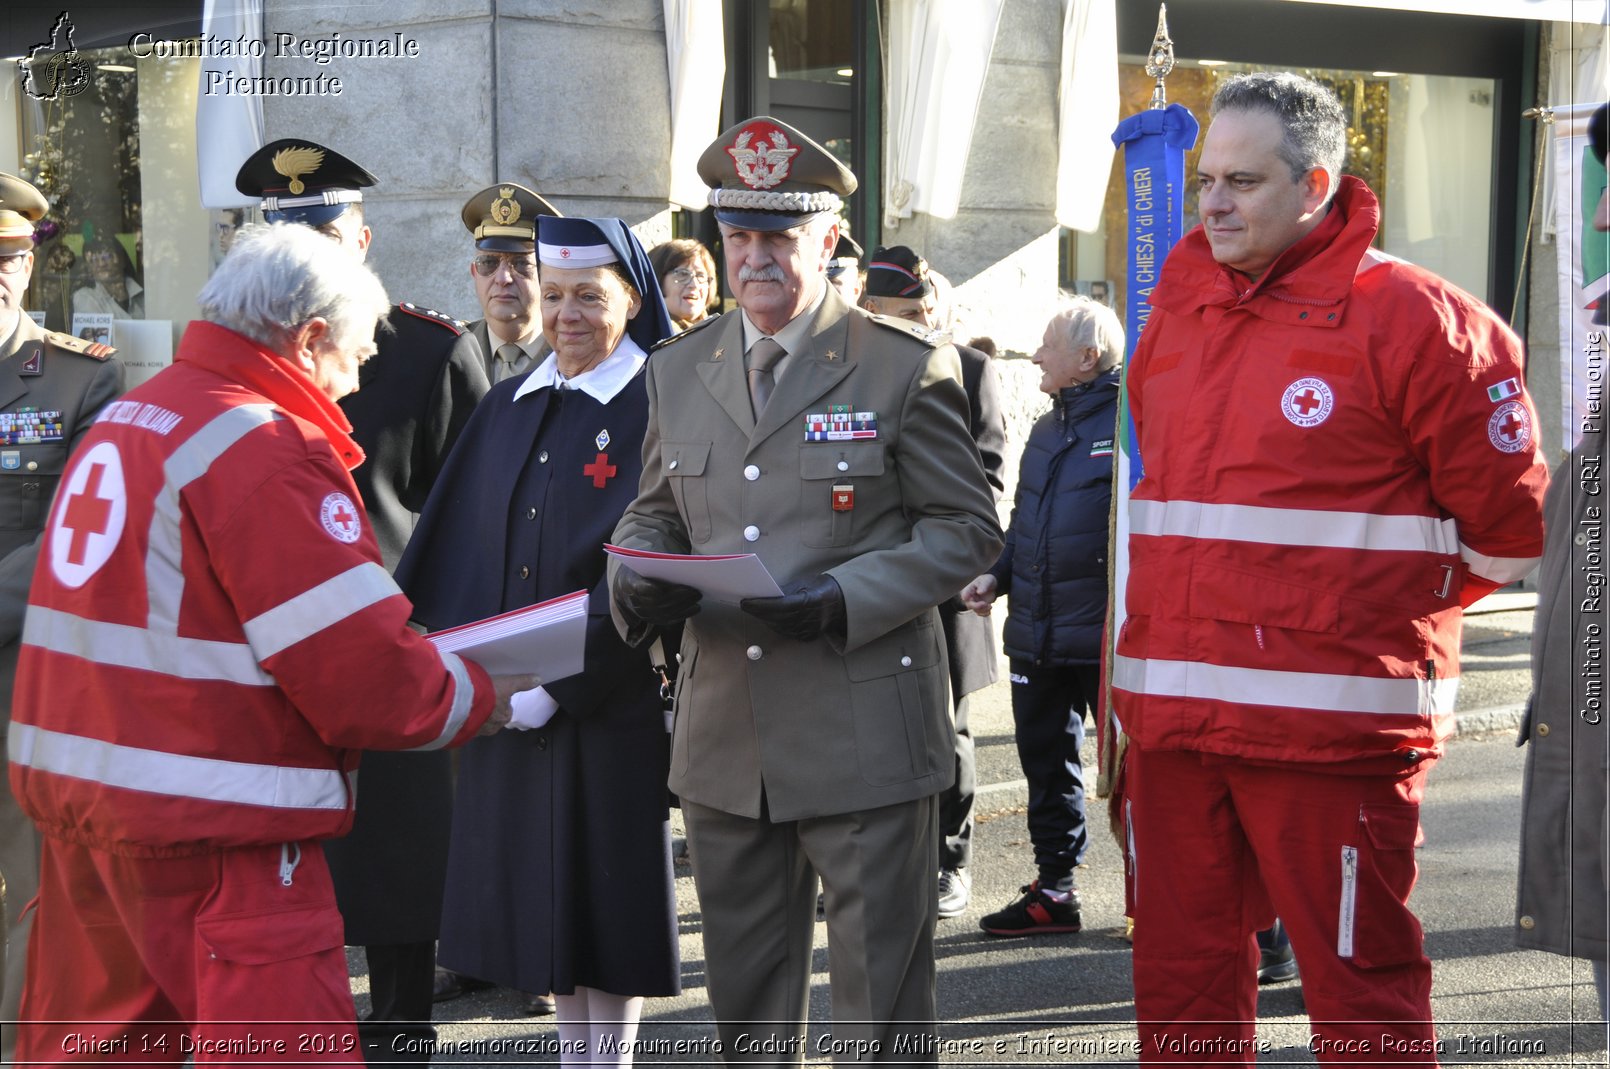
[394,368,679,998]
[989,368,1120,666]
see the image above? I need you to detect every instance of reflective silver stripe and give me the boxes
[242,563,399,659]
[9,721,348,811]
[147,404,282,631]
[1129,499,1459,556]
[1459,542,1540,586]
[1112,654,1459,716]
[406,651,475,752]
[23,605,271,685]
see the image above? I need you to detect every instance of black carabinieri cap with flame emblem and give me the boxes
[696,115,856,232]
[235,139,375,227]
[864,246,933,299]
[460,183,561,253]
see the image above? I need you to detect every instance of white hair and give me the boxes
[1048,295,1125,372]
[198,223,389,352]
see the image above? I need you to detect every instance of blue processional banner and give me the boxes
[1100,102,1197,791]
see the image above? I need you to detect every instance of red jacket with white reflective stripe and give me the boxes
[1113,178,1548,767]
[11,322,495,855]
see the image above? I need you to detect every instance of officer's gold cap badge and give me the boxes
[271,146,325,196]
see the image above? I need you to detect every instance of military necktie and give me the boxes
[747,337,786,418]
[494,342,524,384]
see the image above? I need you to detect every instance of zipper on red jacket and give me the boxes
[279,842,302,887]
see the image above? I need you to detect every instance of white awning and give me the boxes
[1280,0,1607,23]
[663,0,726,212]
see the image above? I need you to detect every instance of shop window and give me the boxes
[16,40,213,382]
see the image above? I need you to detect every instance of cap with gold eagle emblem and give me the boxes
[234,139,375,227]
[697,116,856,232]
[0,172,49,256]
[459,183,561,253]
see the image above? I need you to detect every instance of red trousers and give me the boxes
[1126,747,1440,1067]
[17,837,361,1067]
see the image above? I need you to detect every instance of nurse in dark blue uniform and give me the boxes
[395,217,677,1059]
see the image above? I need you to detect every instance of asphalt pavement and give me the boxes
[353,600,1610,1065]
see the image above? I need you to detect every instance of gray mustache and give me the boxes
[738,265,785,283]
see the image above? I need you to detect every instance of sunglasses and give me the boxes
[472,255,537,279]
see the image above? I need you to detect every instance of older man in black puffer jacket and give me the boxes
[962,295,1121,937]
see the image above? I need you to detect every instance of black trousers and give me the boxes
[936,692,975,870]
[358,940,436,1066]
[1008,660,1097,886]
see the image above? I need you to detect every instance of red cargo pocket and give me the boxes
[1337,803,1426,968]
[194,904,360,1062]
[198,903,345,963]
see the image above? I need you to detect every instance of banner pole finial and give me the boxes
[1146,4,1176,111]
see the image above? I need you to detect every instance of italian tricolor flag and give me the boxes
[1487,377,1521,403]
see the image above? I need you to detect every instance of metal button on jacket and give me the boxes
[900,655,913,667]
[539,450,550,463]
[836,460,849,472]
[746,645,763,661]
[744,525,760,542]
[744,464,760,481]
[526,507,537,520]
[518,565,530,579]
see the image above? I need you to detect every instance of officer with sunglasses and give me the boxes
[461,184,561,385]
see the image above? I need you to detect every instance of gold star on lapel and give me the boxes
[824,349,839,362]
[712,347,725,361]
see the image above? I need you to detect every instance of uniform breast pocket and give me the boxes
[661,442,712,545]
[798,443,885,548]
[0,444,67,532]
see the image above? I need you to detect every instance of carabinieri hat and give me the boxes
[863,245,933,299]
[461,183,561,253]
[697,115,856,232]
[235,139,374,227]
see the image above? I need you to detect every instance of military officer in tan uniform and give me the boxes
[609,117,1002,1065]
[0,173,124,1057]
[459,183,560,385]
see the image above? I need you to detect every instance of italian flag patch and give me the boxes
[1486,377,1521,403]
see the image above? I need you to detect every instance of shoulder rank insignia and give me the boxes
[866,313,942,347]
[43,331,115,361]
[398,303,467,335]
[650,312,722,352]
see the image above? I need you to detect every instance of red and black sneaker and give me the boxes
[979,880,1081,937]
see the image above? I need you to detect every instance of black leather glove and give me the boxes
[613,563,702,629]
[741,574,846,643]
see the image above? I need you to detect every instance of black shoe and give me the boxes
[979,880,1081,937]
[432,968,494,1003]
[1256,920,1299,984]
[937,867,971,918]
[521,991,557,1016]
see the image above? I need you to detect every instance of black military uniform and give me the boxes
[862,245,1007,918]
[0,172,124,1059]
[236,141,490,1065]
